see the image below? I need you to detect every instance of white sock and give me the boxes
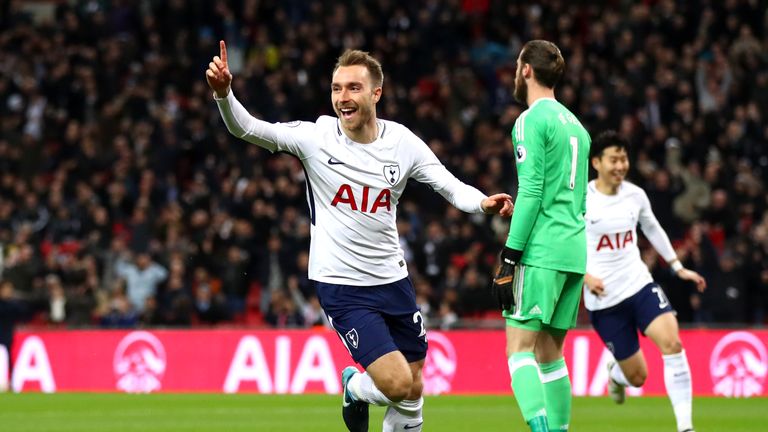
[663,350,693,432]
[348,371,393,406]
[610,363,632,387]
[383,398,424,432]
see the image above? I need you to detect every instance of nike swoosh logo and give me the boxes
[328,157,345,165]
[590,219,601,224]
[403,422,423,430]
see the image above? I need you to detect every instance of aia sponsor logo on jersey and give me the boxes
[710,331,767,397]
[331,184,391,213]
[596,230,634,251]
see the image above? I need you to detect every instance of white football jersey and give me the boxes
[584,180,677,310]
[216,92,487,285]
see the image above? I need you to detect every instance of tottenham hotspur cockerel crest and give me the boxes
[383,164,400,186]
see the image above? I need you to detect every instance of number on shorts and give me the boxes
[412,311,427,340]
[651,286,669,309]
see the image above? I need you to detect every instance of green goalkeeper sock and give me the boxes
[509,352,547,426]
[540,358,571,431]
[527,415,550,432]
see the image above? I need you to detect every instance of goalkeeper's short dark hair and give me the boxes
[590,130,630,159]
[520,40,565,89]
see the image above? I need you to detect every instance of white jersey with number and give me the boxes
[216,91,487,286]
[584,180,677,311]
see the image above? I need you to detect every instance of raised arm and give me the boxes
[206,40,316,156]
[206,40,232,98]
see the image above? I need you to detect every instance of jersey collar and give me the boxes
[528,97,557,110]
[336,119,387,144]
[590,179,624,196]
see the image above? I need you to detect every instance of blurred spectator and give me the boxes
[696,50,733,115]
[437,288,461,330]
[704,189,738,242]
[287,276,327,328]
[3,243,41,296]
[190,266,224,321]
[219,245,250,317]
[46,274,66,324]
[66,283,97,327]
[115,252,168,314]
[701,251,747,323]
[420,221,450,288]
[667,140,711,224]
[194,281,230,325]
[140,296,164,327]
[99,280,138,328]
[265,290,305,328]
[455,266,495,316]
[259,234,292,314]
[159,274,193,327]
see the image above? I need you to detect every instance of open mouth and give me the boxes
[339,107,357,120]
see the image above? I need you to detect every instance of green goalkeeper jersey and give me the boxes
[506,98,590,274]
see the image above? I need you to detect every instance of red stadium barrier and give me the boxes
[7,328,767,397]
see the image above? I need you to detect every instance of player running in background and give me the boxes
[206,41,513,432]
[584,131,706,432]
[491,40,590,432]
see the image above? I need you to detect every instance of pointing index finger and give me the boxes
[220,40,228,65]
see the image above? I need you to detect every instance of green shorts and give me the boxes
[502,264,583,333]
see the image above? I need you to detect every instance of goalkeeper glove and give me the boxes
[492,247,522,311]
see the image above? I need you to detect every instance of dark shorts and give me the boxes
[315,277,428,368]
[589,282,674,361]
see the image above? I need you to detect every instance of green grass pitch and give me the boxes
[0,393,761,431]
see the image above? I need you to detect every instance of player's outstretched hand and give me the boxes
[206,40,232,98]
[482,193,514,217]
[676,268,707,292]
[584,273,605,296]
[491,247,522,310]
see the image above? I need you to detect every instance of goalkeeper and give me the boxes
[491,40,590,432]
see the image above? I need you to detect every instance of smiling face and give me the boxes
[331,65,381,139]
[593,146,629,188]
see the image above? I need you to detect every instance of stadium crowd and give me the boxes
[0,0,766,331]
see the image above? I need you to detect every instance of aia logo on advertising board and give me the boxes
[422,332,457,395]
[710,331,768,397]
[113,331,167,393]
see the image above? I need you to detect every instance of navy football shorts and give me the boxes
[589,282,674,361]
[315,277,428,368]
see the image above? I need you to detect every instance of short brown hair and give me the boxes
[520,40,565,89]
[334,49,384,88]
